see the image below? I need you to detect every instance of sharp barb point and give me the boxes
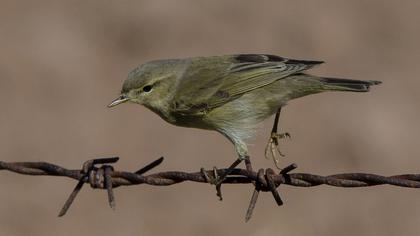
[245,187,260,222]
[58,179,85,217]
[104,166,116,210]
[280,163,298,174]
[135,157,164,175]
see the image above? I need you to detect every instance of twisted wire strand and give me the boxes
[1,157,419,220]
[1,159,419,187]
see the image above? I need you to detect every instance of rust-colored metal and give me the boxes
[1,157,420,221]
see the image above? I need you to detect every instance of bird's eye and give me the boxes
[142,85,152,92]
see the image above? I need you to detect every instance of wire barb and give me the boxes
[58,157,120,217]
[1,157,420,221]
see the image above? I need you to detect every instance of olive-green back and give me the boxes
[172,54,323,115]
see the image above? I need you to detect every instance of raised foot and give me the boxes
[264,132,291,169]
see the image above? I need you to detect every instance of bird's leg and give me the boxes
[265,107,291,169]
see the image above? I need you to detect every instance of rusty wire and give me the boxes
[1,157,420,221]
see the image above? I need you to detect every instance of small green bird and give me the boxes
[109,54,381,184]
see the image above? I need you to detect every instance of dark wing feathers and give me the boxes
[211,54,323,103]
[235,54,323,65]
[173,54,322,114]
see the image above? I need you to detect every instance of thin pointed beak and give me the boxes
[108,95,129,108]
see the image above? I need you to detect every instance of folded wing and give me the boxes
[173,54,323,114]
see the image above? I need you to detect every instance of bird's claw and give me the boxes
[275,132,291,140]
[264,132,291,169]
[201,167,223,200]
[200,167,219,184]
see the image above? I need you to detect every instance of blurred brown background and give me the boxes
[1,0,420,235]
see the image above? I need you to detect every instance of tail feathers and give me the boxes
[321,77,382,92]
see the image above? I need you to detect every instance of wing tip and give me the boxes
[286,58,324,65]
[235,54,324,66]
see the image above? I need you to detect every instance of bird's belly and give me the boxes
[203,90,287,141]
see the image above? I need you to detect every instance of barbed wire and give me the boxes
[1,157,420,221]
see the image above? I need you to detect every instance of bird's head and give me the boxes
[108,61,178,110]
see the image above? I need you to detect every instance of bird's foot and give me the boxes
[201,166,224,200]
[200,157,245,201]
[264,132,291,169]
[200,167,218,185]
